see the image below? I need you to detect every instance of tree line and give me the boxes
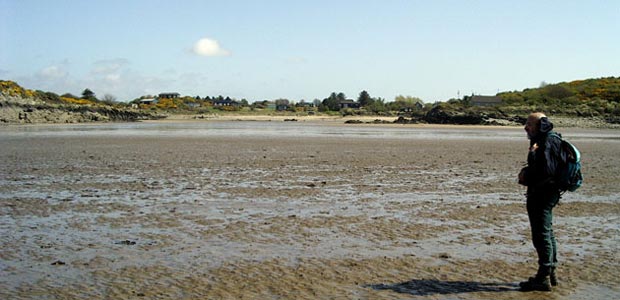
[127,89,428,114]
[4,77,619,118]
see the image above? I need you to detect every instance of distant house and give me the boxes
[296,102,315,108]
[275,99,290,111]
[186,102,200,108]
[158,92,180,99]
[339,100,361,109]
[470,95,502,107]
[139,98,157,105]
[296,102,316,112]
[399,102,424,112]
[214,99,240,107]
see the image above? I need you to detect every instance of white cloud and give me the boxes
[37,65,68,80]
[192,37,230,57]
[90,59,128,84]
[92,58,129,74]
[105,74,121,82]
[17,59,173,101]
[15,57,232,101]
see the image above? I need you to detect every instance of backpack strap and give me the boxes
[548,132,562,140]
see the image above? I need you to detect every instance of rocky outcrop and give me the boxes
[344,119,395,124]
[422,106,485,125]
[606,116,620,124]
[0,95,162,124]
[393,116,420,124]
[419,106,527,126]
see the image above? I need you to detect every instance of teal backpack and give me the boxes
[550,133,583,192]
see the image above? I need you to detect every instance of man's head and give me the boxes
[525,112,546,139]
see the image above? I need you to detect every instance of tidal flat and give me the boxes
[1,121,619,299]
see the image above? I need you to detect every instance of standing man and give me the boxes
[518,112,562,292]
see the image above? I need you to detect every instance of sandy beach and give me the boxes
[1,121,619,299]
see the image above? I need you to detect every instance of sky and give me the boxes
[1,0,619,103]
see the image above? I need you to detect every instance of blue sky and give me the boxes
[1,0,619,102]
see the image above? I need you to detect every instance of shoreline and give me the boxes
[2,109,620,130]
[143,116,522,131]
[146,113,620,130]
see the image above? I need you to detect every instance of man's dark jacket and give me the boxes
[522,117,565,191]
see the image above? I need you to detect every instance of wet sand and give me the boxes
[1,122,619,299]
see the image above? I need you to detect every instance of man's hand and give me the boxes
[518,167,527,185]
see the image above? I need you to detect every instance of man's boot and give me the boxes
[520,267,552,292]
[550,267,558,286]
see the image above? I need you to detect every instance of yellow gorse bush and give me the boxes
[60,97,96,105]
[0,80,36,98]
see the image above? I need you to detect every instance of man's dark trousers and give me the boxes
[526,189,561,274]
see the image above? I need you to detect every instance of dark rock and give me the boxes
[115,240,136,245]
[606,117,620,124]
[393,116,421,124]
[510,115,528,125]
[423,106,484,125]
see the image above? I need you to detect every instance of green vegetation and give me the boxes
[3,76,620,125]
[0,80,158,123]
[496,77,620,117]
[417,77,620,125]
[0,80,132,108]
